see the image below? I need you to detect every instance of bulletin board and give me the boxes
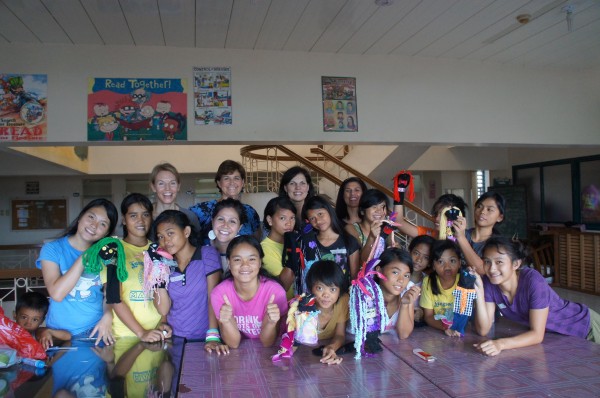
[12,199,67,230]
[489,186,528,240]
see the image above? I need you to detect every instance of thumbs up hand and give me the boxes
[220,295,234,323]
[265,294,280,324]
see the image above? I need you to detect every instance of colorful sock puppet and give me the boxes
[272,294,320,362]
[393,170,415,205]
[438,206,462,241]
[450,269,477,336]
[83,237,127,304]
[349,237,390,359]
[143,243,177,303]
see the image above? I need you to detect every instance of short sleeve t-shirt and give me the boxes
[483,268,590,338]
[318,293,349,341]
[416,226,438,238]
[261,237,294,299]
[211,277,288,339]
[420,274,460,322]
[167,245,222,340]
[36,236,103,335]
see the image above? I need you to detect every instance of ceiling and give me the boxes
[1,0,599,70]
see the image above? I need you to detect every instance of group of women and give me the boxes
[36,161,599,370]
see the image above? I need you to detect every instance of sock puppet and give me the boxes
[83,237,127,304]
[447,268,477,337]
[438,206,462,241]
[143,243,177,302]
[272,293,320,361]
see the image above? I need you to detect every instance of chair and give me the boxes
[531,242,554,283]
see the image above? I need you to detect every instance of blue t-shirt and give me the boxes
[189,199,261,243]
[51,340,107,397]
[36,236,104,335]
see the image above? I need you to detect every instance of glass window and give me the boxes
[516,168,540,221]
[542,164,572,222]
[580,160,600,223]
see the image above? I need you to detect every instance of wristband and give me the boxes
[206,328,222,344]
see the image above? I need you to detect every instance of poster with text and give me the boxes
[87,78,187,141]
[322,76,357,132]
[193,67,231,125]
[0,74,47,142]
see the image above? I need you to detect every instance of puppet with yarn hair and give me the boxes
[349,226,391,359]
[143,243,177,302]
[272,293,320,361]
[393,170,415,206]
[83,237,127,304]
[439,206,462,242]
[445,268,477,337]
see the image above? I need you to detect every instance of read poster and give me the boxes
[322,76,357,132]
[193,67,231,125]
[0,73,48,142]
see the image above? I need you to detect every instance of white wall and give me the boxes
[1,44,599,146]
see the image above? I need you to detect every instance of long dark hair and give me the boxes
[263,196,296,231]
[428,239,461,295]
[358,189,389,219]
[61,198,118,238]
[120,193,153,238]
[475,191,506,235]
[482,236,528,269]
[152,209,198,247]
[431,194,467,219]
[335,177,367,222]
[377,247,414,274]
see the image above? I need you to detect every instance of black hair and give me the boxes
[278,166,316,198]
[305,260,349,295]
[120,193,153,238]
[377,247,414,274]
[335,177,367,222]
[431,194,467,218]
[263,196,296,231]
[152,209,198,247]
[482,236,529,269]
[358,189,389,217]
[302,195,346,236]
[428,239,462,295]
[475,191,506,235]
[222,235,282,285]
[408,235,436,252]
[212,198,248,226]
[16,291,49,315]
[61,198,118,238]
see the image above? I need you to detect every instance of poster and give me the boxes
[322,76,357,132]
[0,74,47,141]
[193,67,231,125]
[12,199,67,230]
[87,78,187,141]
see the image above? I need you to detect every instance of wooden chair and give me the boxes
[531,242,554,283]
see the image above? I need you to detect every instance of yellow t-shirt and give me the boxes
[419,274,459,321]
[100,240,162,337]
[261,237,294,299]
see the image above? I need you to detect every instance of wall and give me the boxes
[0,44,599,146]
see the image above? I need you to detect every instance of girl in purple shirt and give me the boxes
[473,236,600,356]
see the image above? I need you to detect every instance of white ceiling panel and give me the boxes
[337,0,421,54]
[159,0,195,47]
[392,0,494,56]
[0,2,41,43]
[120,0,164,46]
[311,0,379,53]
[255,0,311,51]
[283,0,347,52]
[195,0,232,49]
[365,0,458,55]
[81,0,134,45]
[226,0,270,49]
[42,0,103,45]
[3,0,71,43]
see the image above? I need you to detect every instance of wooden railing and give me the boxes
[0,244,46,306]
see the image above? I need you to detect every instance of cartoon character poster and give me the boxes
[87,78,187,141]
[322,76,357,132]
[0,74,47,142]
[193,67,231,125]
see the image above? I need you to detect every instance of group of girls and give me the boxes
[36,162,599,373]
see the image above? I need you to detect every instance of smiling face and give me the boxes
[217,171,243,199]
[77,206,111,244]
[155,221,191,257]
[211,207,242,244]
[152,170,180,205]
[483,246,520,286]
[284,173,309,204]
[15,308,45,334]
[266,207,295,241]
[410,243,431,273]
[306,208,331,233]
[475,198,503,228]
[123,203,151,241]
[228,242,261,284]
[433,249,460,281]
[363,201,387,223]
[376,261,412,297]
[343,182,363,209]
[311,281,340,311]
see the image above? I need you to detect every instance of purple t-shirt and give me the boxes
[483,268,590,338]
[167,245,221,340]
[211,277,288,339]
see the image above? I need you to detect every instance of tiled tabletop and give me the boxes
[179,320,600,398]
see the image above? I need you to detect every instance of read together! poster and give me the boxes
[0,73,47,142]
